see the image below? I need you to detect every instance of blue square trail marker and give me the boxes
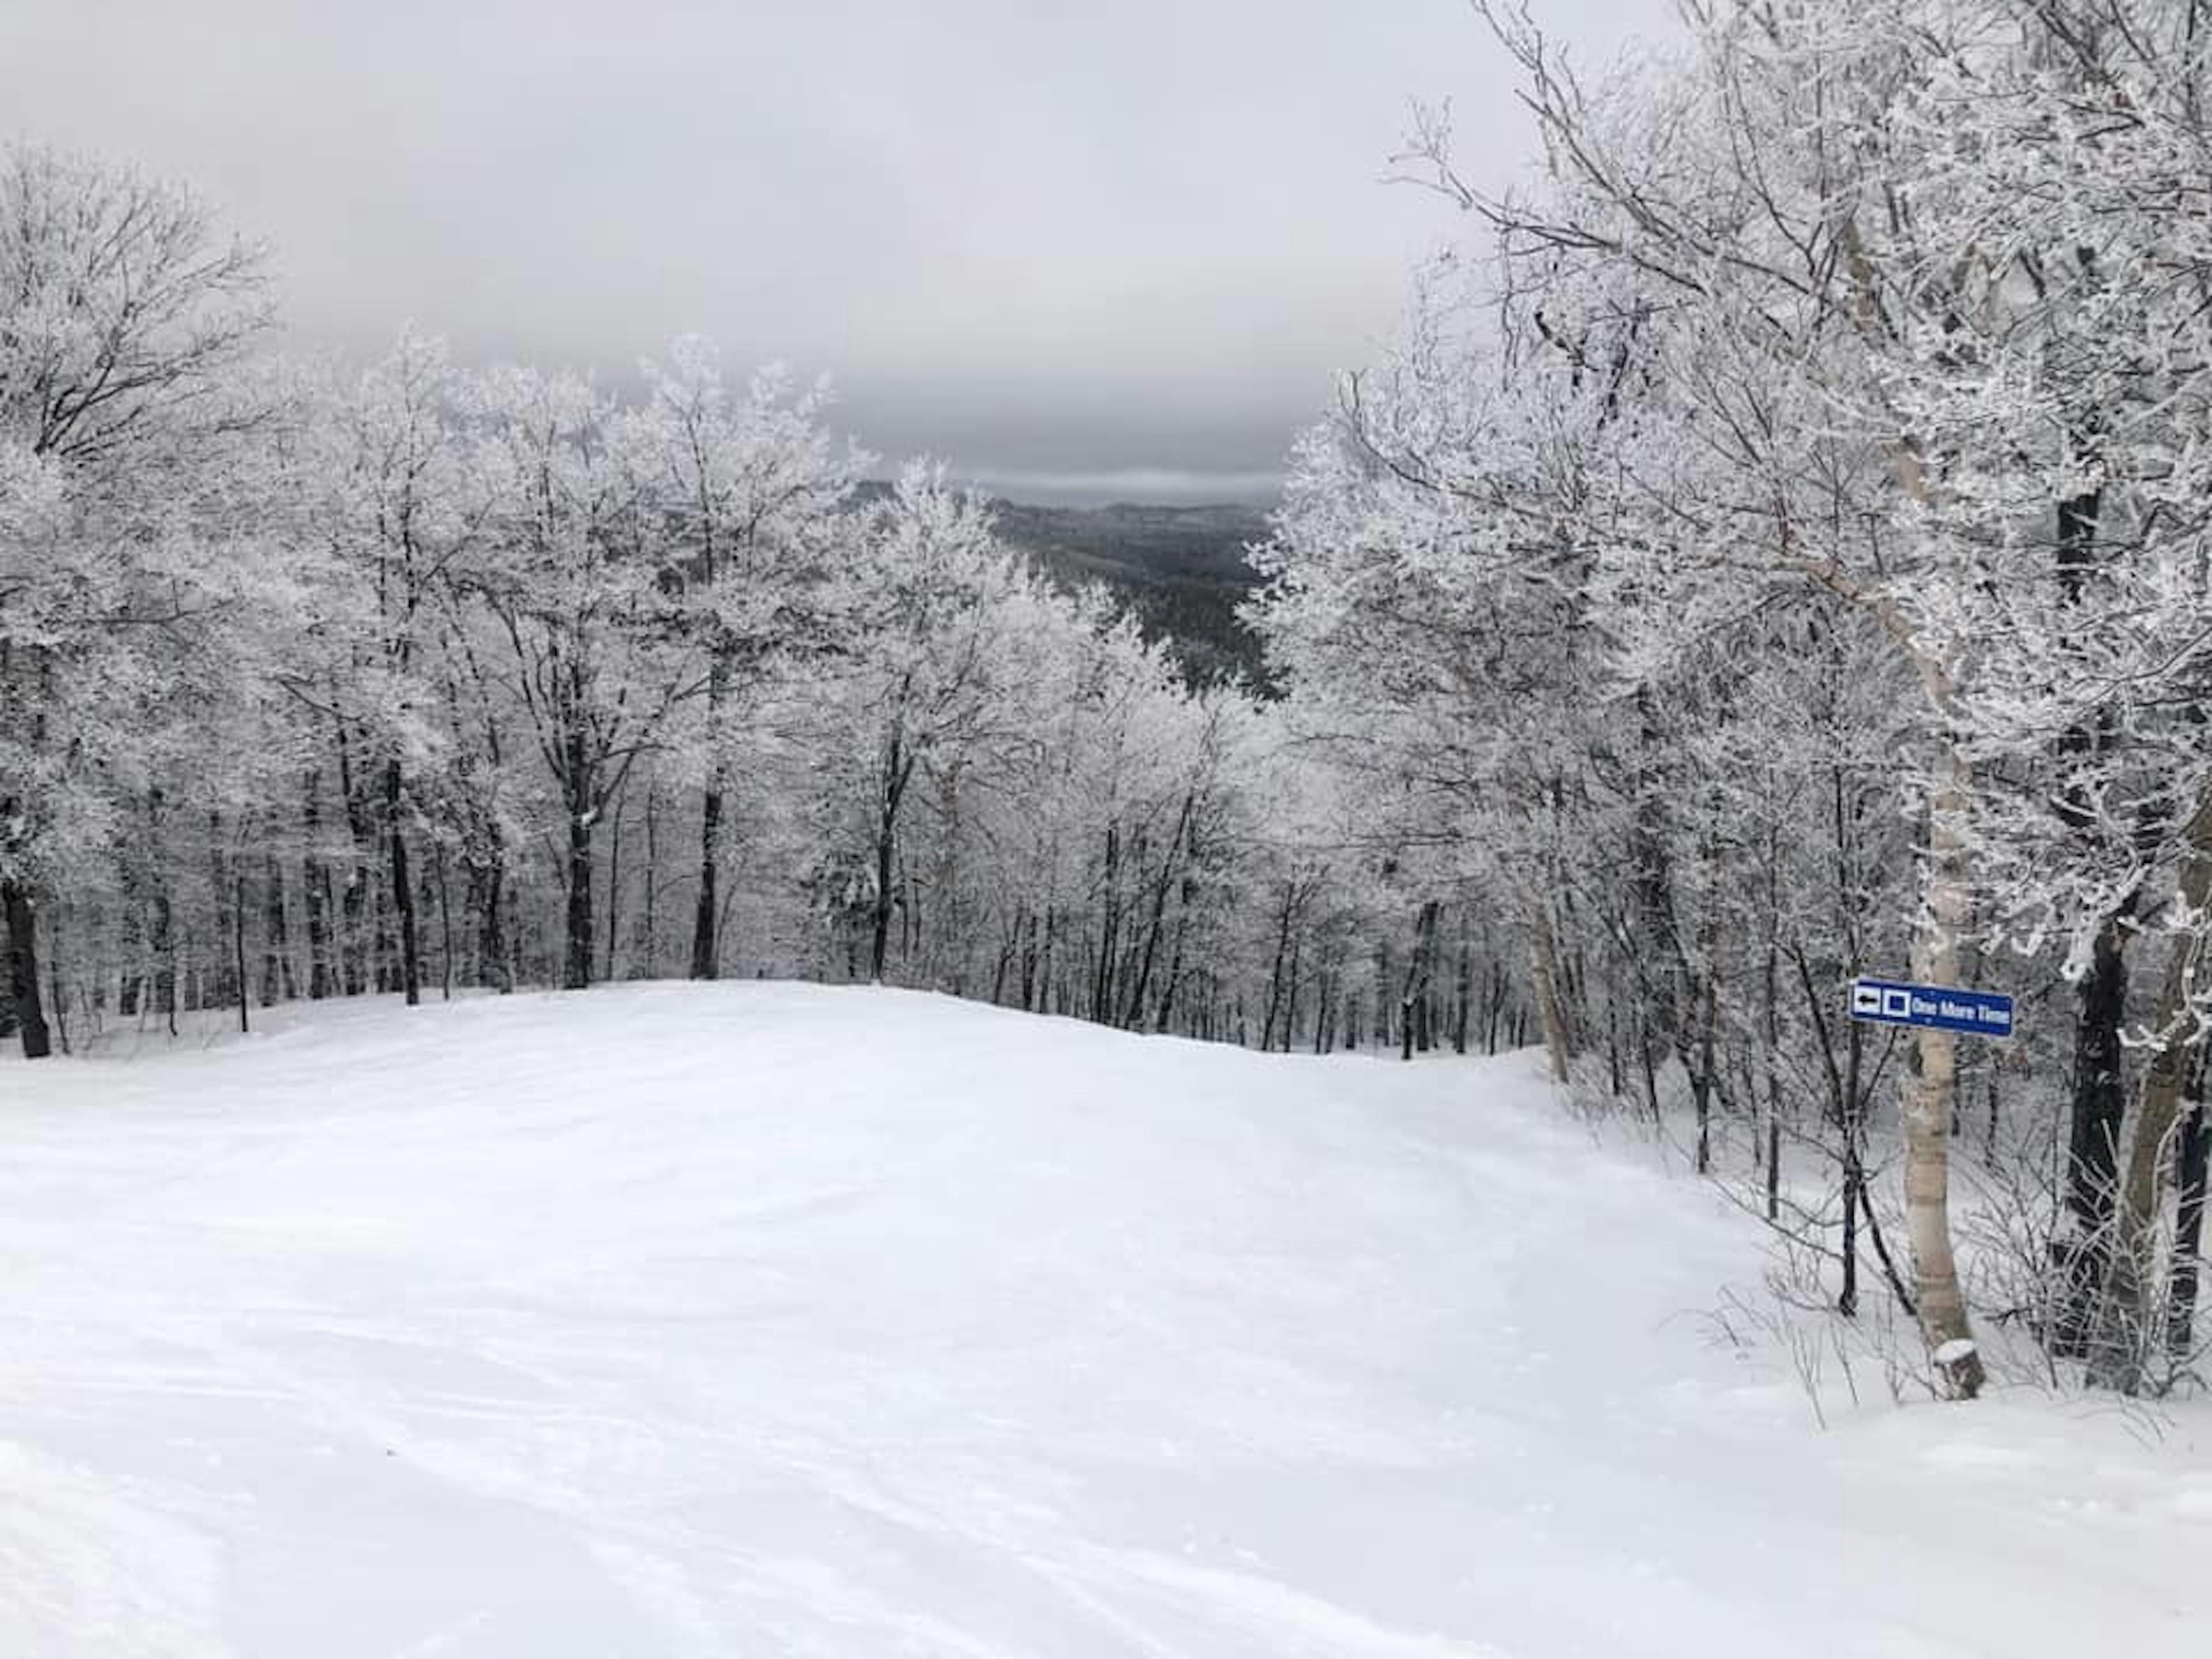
[1848,977,2014,1039]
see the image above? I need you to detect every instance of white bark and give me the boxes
[1904,726,1984,1399]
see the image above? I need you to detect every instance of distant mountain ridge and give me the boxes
[988,498,1272,684]
[849,483,1272,683]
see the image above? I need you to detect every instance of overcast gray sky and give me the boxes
[2,0,1647,503]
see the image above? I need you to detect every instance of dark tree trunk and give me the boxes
[336,728,373,997]
[1692,979,1717,1176]
[869,823,896,983]
[3,899,24,1044]
[1093,823,1122,1021]
[690,781,724,980]
[1155,907,1191,1035]
[1816,972,1911,1321]
[302,774,334,1000]
[3,878,52,1060]
[2056,914,2131,1357]
[43,907,66,1055]
[433,843,454,1001]
[1765,1108,1782,1224]
[1400,899,1440,1060]
[2170,1060,2209,1358]
[119,899,142,1016]
[641,782,662,976]
[2052,468,2125,1358]
[1840,1161,1861,1319]
[475,857,511,993]
[990,919,1016,1006]
[688,635,737,980]
[261,854,294,1005]
[563,810,594,991]
[1374,941,1393,1053]
[207,819,237,1014]
[150,884,177,1036]
[557,673,597,992]
[1630,698,1688,1058]
[1762,925,1781,1225]
[1638,1011,1661,1127]
[1452,925,1472,1056]
[147,790,177,1035]
[371,861,395,994]
[1122,795,1192,1030]
[1260,881,1296,1052]
[385,760,422,1007]
[233,870,251,1035]
[604,791,624,983]
[869,734,912,984]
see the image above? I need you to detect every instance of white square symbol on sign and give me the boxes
[1881,988,1912,1019]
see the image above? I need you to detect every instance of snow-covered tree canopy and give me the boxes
[1248,0,2212,1395]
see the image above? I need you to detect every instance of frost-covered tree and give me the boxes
[630,342,857,980]
[465,366,688,990]
[0,145,272,1058]
[285,332,488,1007]
[1251,0,2212,1396]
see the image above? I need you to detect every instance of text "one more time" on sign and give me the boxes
[1848,978,2016,1040]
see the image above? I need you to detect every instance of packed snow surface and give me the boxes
[0,984,2206,1657]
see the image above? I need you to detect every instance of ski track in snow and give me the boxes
[0,982,2205,1657]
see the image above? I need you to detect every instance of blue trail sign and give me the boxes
[1849,978,2015,1039]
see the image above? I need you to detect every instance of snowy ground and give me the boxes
[0,984,2206,1658]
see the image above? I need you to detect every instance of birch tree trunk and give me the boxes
[1904,728,1984,1398]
